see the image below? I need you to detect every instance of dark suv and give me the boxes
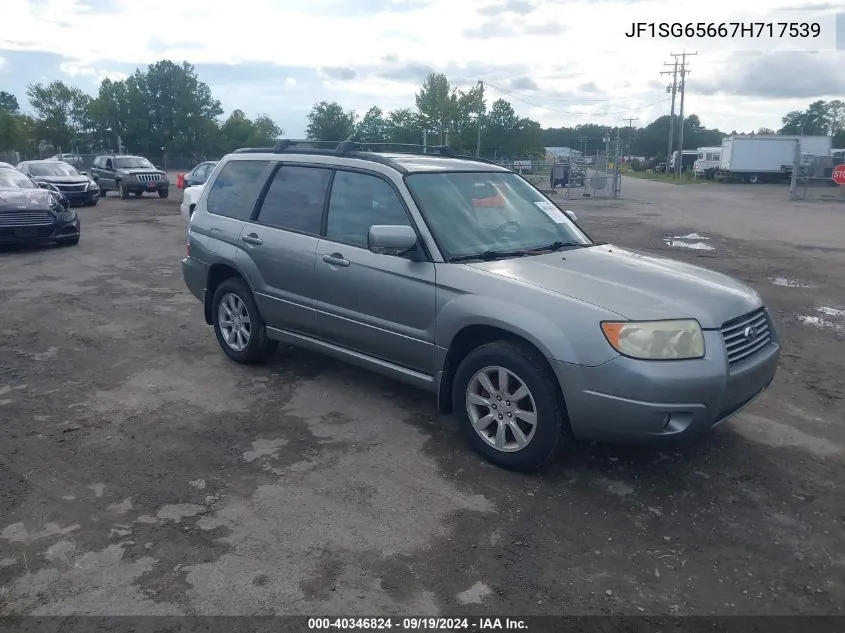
[17,160,100,207]
[90,155,170,199]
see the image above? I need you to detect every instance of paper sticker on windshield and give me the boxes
[534,200,567,223]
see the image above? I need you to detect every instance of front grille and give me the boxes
[0,211,54,227]
[721,307,772,365]
[137,173,161,182]
[56,183,88,192]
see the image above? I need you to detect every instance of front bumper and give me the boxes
[554,329,781,442]
[60,189,99,205]
[0,216,81,245]
[123,180,169,193]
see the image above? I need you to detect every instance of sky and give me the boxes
[1,0,844,138]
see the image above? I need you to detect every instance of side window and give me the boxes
[326,171,410,248]
[105,159,113,169]
[198,164,211,179]
[206,160,270,221]
[254,165,331,234]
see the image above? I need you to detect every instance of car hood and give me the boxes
[120,168,165,176]
[33,175,89,185]
[466,244,761,328]
[0,187,56,211]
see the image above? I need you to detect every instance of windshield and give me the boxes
[0,168,37,190]
[29,162,80,177]
[115,157,154,169]
[404,171,592,260]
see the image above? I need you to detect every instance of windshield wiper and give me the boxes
[526,240,592,252]
[448,250,528,263]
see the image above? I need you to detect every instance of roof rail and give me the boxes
[230,139,506,172]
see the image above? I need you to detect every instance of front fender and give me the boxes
[435,293,619,367]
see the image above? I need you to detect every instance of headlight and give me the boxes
[88,180,98,189]
[600,319,705,360]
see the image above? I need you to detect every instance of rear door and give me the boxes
[237,163,332,335]
[313,168,436,374]
[195,157,273,276]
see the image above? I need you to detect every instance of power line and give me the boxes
[484,81,668,118]
[496,88,668,103]
[623,117,638,160]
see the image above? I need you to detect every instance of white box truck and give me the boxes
[693,146,722,179]
[716,136,799,183]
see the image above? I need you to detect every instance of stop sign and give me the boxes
[833,164,845,185]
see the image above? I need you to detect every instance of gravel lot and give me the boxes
[1,178,844,616]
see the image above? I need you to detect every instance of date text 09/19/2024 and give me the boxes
[307,617,528,630]
[624,21,822,38]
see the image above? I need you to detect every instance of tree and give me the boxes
[219,109,282,150]
[485,99,520,157]
[0,91,19,114]
[25,80,91,150]
[354,106,387,143]
[757,127,775,135]
[306,101,357,141]
[384,108,423,145]
[415,73,454,145]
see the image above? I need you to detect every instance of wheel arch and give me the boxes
[204,263,249,325]
[436,323,565,416]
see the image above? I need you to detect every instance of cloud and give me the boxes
[578,82,600,94]
[0,56,7,72]
[522,21,566,35]
[320,66,357,81]
[509,76,539,91]
[478,0,536,15]
[696,52,845,99]
[462,21,517,39]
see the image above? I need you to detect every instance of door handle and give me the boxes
[241,233,263,245]
[322,253,350,267]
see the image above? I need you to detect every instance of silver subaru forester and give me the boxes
[182,141,780,472]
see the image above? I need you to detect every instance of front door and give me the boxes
[239,164,332,334]
[313,169,436,374]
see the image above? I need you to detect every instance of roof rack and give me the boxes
[231,139,505,173]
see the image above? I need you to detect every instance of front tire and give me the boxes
[212,278,278,365]
[159,188,169,199]
[119,182,129,199]
[452,341,568,472]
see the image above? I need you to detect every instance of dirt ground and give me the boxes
[1,177,844,617]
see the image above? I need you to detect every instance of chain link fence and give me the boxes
[789,153,845,203]
[511,158,621,200]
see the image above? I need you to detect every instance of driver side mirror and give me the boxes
[368,225,418,256]
[563,209,578,223]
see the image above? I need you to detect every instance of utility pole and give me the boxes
[476,80,483,157]
[661,59,679,175]
[623,117,637,161]
[673,51,697,177]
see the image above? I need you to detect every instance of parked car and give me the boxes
[16,160,100,207]
[181,141,780,472]
[89,155,170,199]
[49,153,84,169]
[181,184,204,222]
[182,161,218,189]
[0,162,81,247]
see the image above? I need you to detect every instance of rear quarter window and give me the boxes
[206,160,270,221]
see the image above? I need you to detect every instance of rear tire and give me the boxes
[451,340,568,472]
[212,277,278,365]
[99,188,107,196]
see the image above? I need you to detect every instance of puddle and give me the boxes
[675,233,707,240]
[663,239,715,251]
[797,306,845,330]
[770,277,816,289]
